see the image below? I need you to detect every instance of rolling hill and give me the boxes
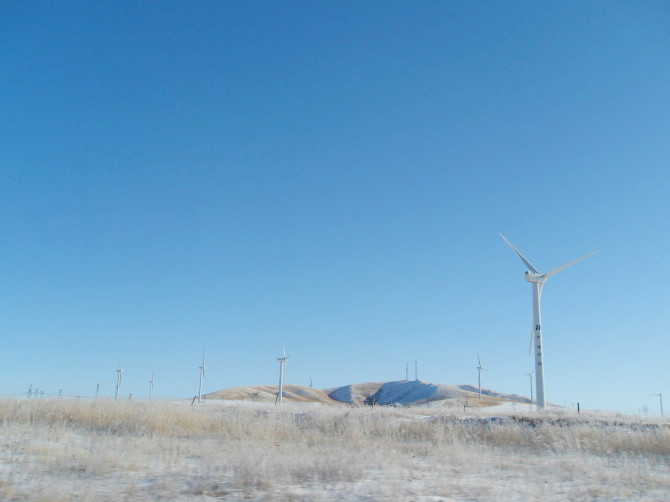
[204,380,529,407]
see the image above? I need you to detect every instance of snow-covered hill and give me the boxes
[206,380,529,407]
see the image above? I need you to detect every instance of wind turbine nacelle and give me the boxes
[524,271,544,283]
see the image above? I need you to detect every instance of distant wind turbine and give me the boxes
[149,372,155,399]
[526,370,534,404]
[276,347,289,405]
[115,360,124,400]
[655,393,664,417]
[198,351,206,404]
[500,233,600,409]
[476,353,486,399]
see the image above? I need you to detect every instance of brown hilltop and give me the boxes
[204,384,341,405]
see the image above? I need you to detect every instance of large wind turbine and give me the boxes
[476,353,486,399]
[115,360,124,400]
[276,347,288,405]
[198,351,206,404]
[500,233,599,409]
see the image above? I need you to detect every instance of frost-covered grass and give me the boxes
[0,397,669,501]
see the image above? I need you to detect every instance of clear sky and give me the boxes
[2,2,669,414]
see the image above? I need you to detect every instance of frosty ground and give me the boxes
[1,398,668,501]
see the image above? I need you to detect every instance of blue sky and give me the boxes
[1,2,669,414]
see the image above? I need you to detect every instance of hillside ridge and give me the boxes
[205,380,530,407]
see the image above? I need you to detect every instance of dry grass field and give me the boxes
[1,397,669,501]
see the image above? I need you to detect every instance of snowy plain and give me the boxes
[1,391,669,501]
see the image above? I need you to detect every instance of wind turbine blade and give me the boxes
[544,250,601,279]
[477,353,481,367]
[499,233,540,274]
[529,325,534,355]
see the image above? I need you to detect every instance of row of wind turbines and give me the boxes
[112,350,288,405]
[112,352,202,402]
[108,233,650,412]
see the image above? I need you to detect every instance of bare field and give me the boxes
[1,398,669,501]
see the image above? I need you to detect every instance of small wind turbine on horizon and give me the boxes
[500,233,600,410]
[149,372,155,399]
[198,351,206,404]
[526,370,534,404]
[476,353,486,399]
[276,347,289,405]
[115,360,124,400]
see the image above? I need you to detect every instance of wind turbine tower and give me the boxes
[276,348,289,405]
[500,233,599,410]
[198,352,206,404]
[656,393,664,417]
[414,360,418,381]
[115,360,124,400]
[476,353,486,399]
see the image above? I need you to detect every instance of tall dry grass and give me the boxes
[0,397,668,501]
